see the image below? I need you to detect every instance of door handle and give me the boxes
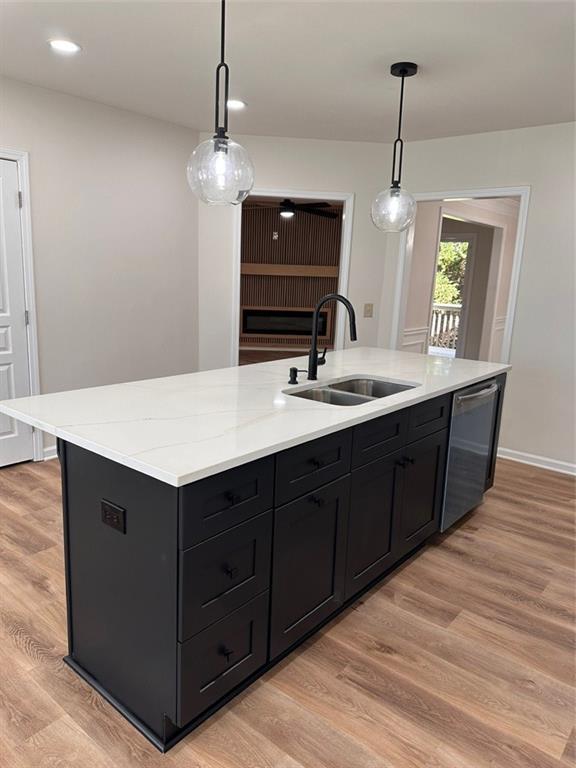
[308,494,325,507]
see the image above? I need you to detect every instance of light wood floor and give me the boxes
[0,458,574,767]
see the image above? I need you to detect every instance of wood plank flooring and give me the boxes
[0,457,574,767]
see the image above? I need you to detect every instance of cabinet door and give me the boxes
[270,475,350,658]
[395,430,448,557]
[345,451,403,599]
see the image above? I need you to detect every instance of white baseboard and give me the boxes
[498,447,576,476]
[43,445,58,461]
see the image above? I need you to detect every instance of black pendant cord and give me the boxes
[214,0,230,139]
[390,73,405,188]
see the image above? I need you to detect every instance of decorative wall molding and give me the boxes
[401,326,429,354]
[498,447,575,476]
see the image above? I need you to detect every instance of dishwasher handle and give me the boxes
[455,381,499,405]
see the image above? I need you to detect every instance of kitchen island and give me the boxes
[0,347,509,751]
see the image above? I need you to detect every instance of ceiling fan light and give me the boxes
[371,185,416,232]
[280,210,295,219]
[187,137,254,205]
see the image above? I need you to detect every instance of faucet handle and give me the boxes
[317,347,328,366]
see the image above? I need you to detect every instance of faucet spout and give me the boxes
[308,293,357,380]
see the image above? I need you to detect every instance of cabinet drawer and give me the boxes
[352,410,408,468]
[179,457,274,548]
[407,394,451,443]
[275,430,352,505]
[179,511,272,641]
[177,592,269,726]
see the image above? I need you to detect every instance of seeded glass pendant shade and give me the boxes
[187,0,254,205]
[371,62,418,233]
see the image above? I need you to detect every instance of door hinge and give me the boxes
[18,190,23,209]
[24,309,30,326]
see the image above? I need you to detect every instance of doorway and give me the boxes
[395,190,528,363]
[0,151,41,467]
[235,192,352,366]
[429,232,476,358]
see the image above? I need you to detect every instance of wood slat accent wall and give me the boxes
[241,206,343,266]
[240,201,343,351]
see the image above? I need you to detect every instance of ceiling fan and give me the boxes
[278,198,339,219]
[245,198,339,220]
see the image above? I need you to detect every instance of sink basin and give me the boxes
[328,378,415,398]
[289,387,373,406]
[287,377,417,406]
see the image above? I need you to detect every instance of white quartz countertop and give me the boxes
[0,347,509,487]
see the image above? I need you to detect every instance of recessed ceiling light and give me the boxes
[227,99,246,110]
[48,39,82,55]
[280,210,295,219]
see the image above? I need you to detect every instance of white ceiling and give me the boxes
[1,1,574,143]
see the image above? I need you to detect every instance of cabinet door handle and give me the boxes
[225,491,242,505]
[405,456,415,464]
[222,563,239,579]
[309,457,324,470]
[219,645,234,662]
[395,458,407,468]
[308,494,325,507]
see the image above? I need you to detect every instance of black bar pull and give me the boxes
[219,645,234,662]
[225,491,241,505]
[222,563,239,579]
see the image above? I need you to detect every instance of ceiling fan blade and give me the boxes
[302,208,340,219]
[295,201,331,209]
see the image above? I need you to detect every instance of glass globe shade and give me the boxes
[187,137,254,205]
[371,185,416,232]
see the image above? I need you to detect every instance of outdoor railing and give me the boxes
[430,303,461,349]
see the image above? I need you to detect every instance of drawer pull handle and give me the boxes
[225,491,242,506]
[396,457,414,469]
[222,563,239,579]
[309,458,324,470]
[405,456,415,464]
[219,645,234,662]
[308,495,325,507]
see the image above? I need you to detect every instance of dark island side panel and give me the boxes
[61,442,179,737]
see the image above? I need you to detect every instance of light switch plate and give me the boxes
[363,303,374,318]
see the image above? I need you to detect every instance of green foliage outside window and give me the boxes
[433,240,468,305]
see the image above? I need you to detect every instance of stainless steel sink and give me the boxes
[289,387,374,406]
[328,378,415,398]
[287,377,417,406]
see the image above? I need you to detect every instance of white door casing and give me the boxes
[0,158,34,466]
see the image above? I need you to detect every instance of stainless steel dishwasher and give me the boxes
[441,379,501,531]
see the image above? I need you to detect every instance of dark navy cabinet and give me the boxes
[57,383,502,753]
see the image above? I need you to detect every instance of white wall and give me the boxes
[387,123,575,467]
[0,77,199,399]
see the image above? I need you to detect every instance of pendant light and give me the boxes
[371,62,418,232]
[187,0,254,205]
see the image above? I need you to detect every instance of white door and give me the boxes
[0,159,34,466]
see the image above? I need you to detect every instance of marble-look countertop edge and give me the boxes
[0,352,510,487]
